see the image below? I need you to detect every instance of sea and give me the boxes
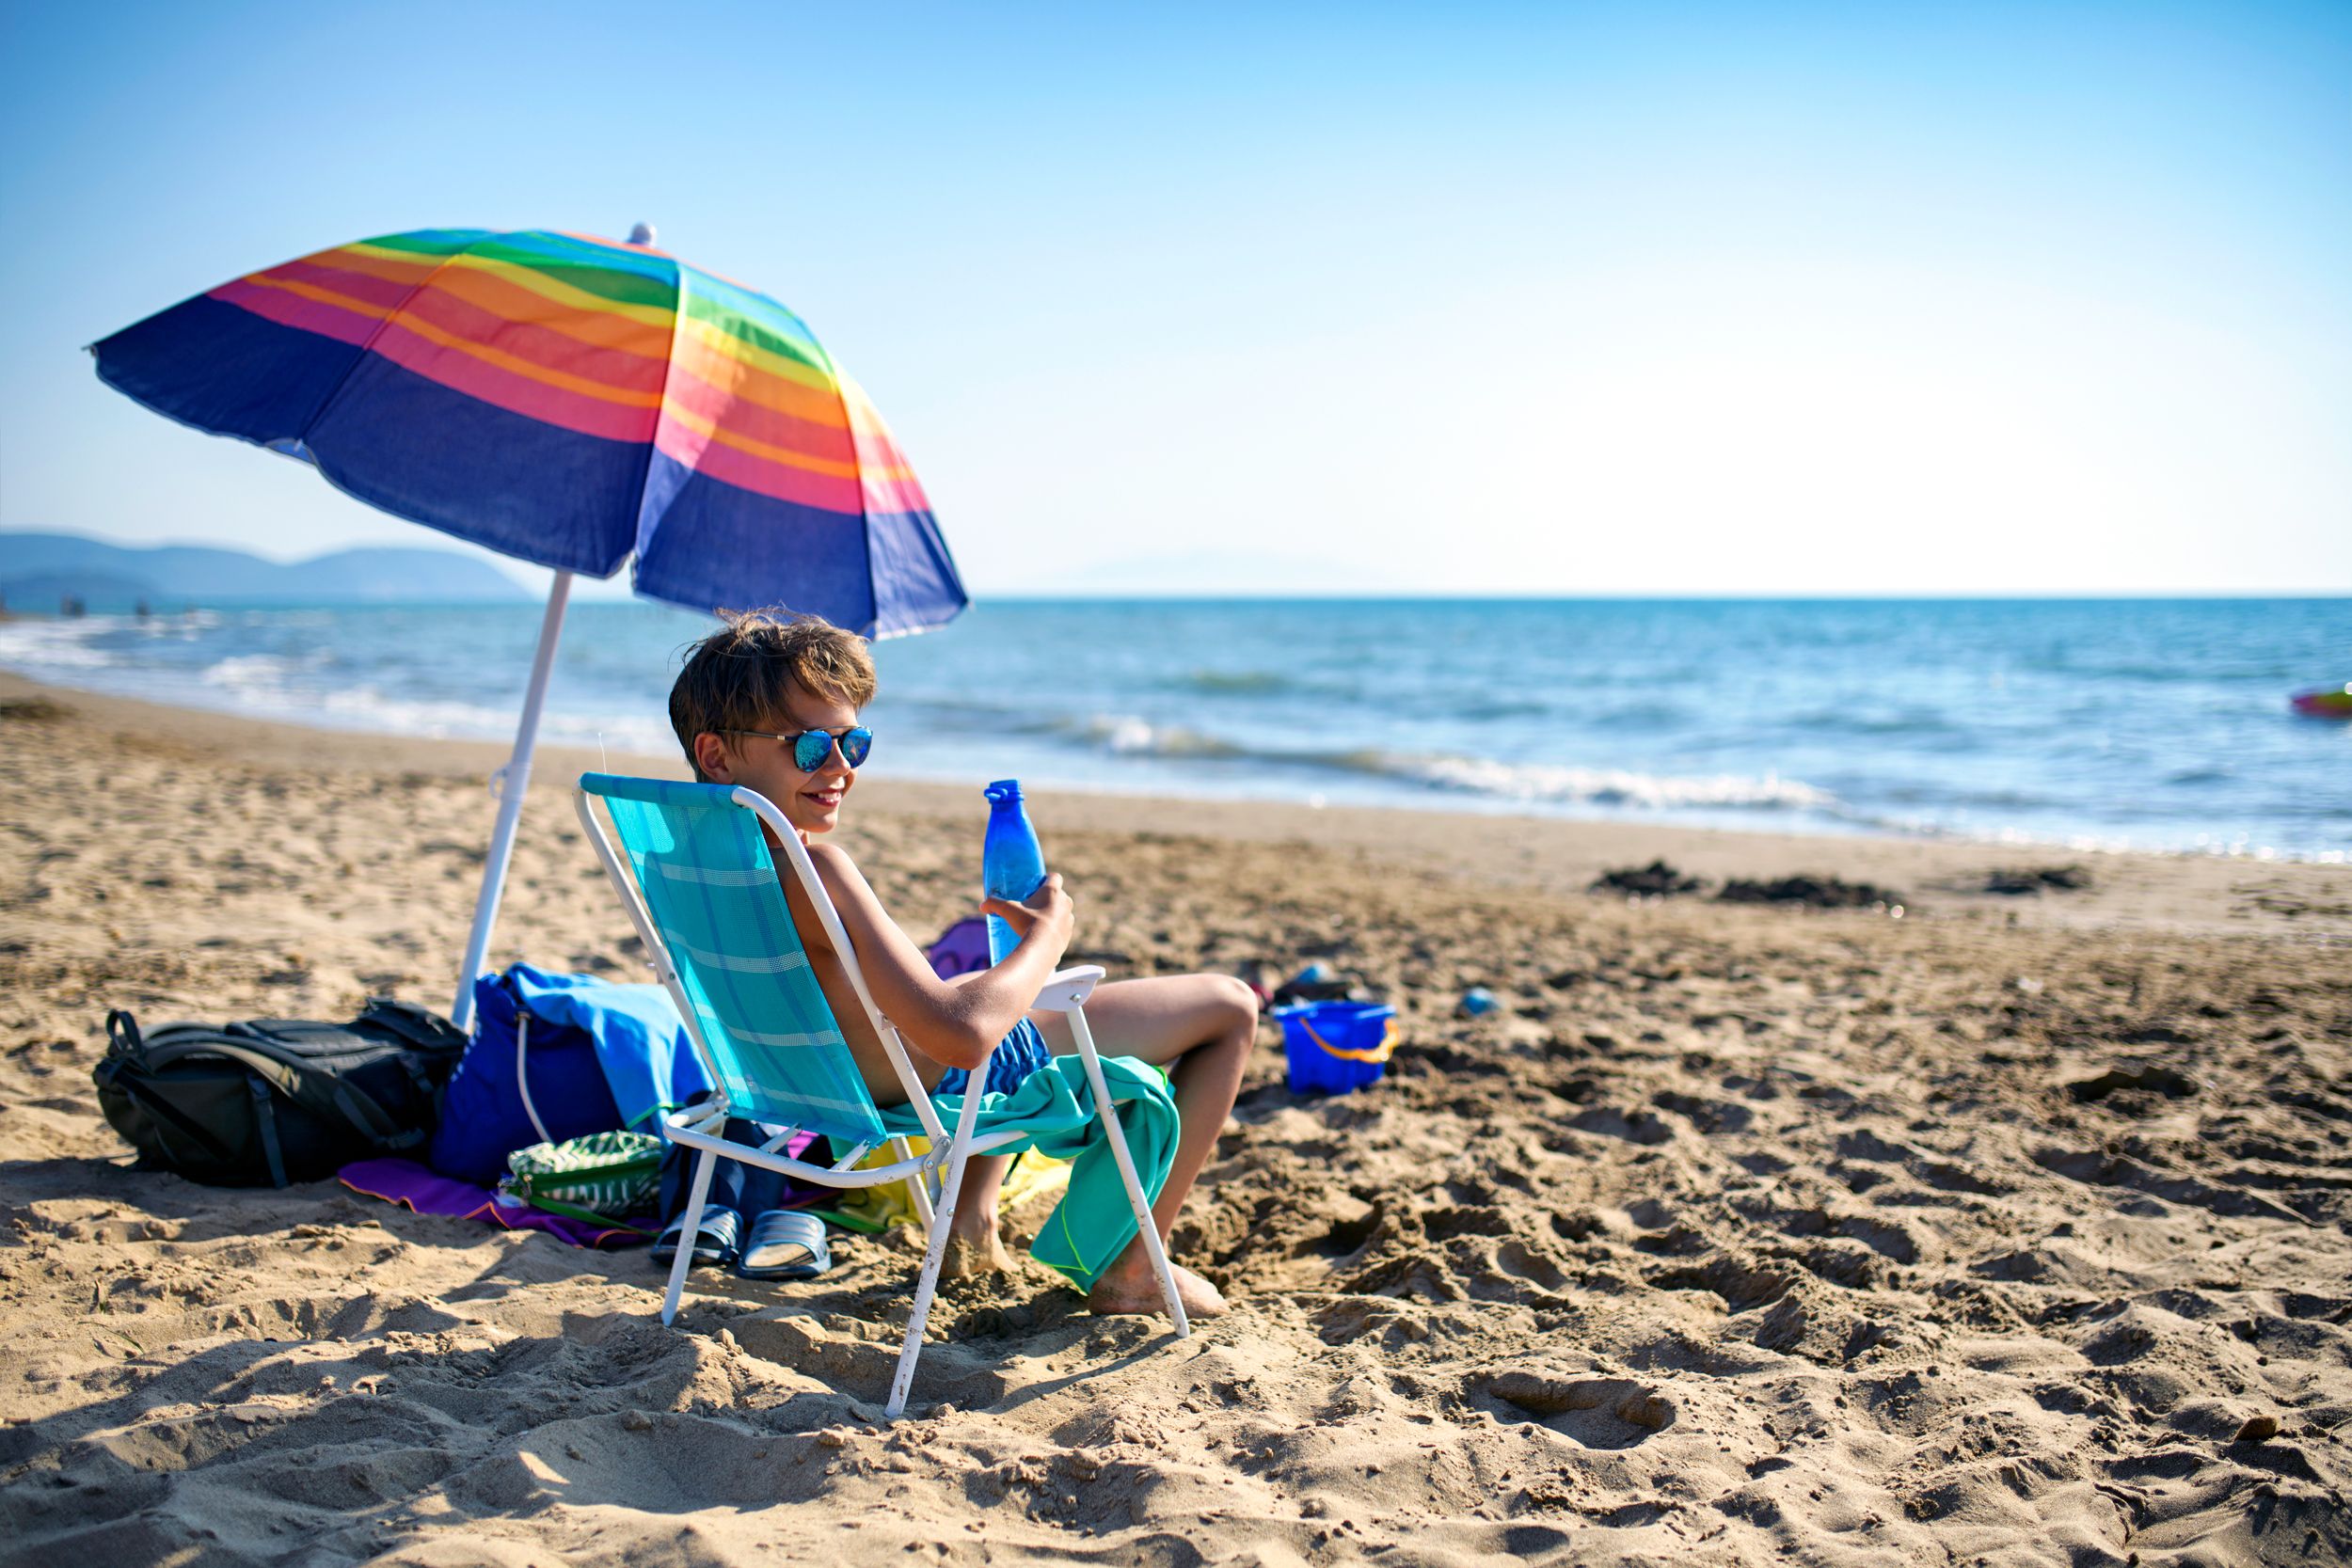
[2,597,2345,862]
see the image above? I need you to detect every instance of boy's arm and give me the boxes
[789,842,1073,1071]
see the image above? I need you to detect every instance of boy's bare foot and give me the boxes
[1088,1259,1227,1319]
[941,1223,1015,1278]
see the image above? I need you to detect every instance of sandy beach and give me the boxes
[1,668,2346,1566]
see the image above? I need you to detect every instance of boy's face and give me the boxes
[691,679,861,837]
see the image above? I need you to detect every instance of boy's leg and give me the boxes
[942,1151,1015,1276]
[1032,974,1257,1315]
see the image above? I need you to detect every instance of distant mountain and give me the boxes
[0,531,532,607]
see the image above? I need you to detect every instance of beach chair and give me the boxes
[572,773,1187,1418]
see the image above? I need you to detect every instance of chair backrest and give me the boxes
[576,773,889,1146]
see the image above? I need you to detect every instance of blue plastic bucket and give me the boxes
[1275,1001,1397,1095]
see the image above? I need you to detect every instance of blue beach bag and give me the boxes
[425,970,628,1185]
[1275,1001,1397,1095]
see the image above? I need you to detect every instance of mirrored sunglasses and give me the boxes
[724,725,873,771]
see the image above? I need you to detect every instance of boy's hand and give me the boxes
[978,873,1073,960]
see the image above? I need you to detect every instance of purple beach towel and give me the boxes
[928,914,992,980]
[340,1157,644,1249]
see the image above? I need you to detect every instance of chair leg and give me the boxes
[1066,1007,1189,1338]
[661,1145,719,1327]
[895,1135,938,1237]
[886,1132,976,1419]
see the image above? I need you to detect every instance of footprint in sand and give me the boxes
[1481,1370,1677,1448]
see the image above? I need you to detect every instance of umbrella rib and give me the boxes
[628,246,691,588]
[287,233,491,451]
[816,343,879,636]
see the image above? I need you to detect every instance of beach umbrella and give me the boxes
[89,226,966,1027]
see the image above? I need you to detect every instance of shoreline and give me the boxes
[3,667,2345,943]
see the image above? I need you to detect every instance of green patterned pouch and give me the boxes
[501,1130,662,1223]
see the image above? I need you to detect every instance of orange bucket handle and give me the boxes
[1298,1013,1396,1064]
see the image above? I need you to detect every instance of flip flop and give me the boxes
[736,1209,831,1281]
[650,1206,740,1270]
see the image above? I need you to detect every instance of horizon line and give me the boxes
[9,528,2345,601]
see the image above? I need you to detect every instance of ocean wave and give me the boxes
[135,609,226,639]
[1067,714,1244,758]
[0,616,120,670]
[1054,711,1836,813]
[539,711,680,760]
[203,653,316,695]
[319,685,527,737]
[1385,752,1837,812]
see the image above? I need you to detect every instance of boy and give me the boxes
[668,610,1250,1319]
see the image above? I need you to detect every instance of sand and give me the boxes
[1,669,2346,1566]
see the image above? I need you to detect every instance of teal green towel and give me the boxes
[880,1053,1178,1292]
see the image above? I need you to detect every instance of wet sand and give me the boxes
[2,672,2346,1565]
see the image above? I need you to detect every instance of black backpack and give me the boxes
[93,1000,469,1188]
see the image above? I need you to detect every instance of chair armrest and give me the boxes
[1030,964,1106,1013]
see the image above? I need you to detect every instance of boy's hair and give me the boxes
[670,610,878,781]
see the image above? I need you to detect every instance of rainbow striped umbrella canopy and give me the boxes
[89,227,969,1025]
[89,227,966,637]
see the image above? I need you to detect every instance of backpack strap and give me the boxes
[358,997,470,1053]
[137,1037,421,1153]
[358,999,470,1105]
[247,1076,291,1188]
[105,1009,145,1058]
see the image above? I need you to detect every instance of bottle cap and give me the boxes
[984,779,1023,803]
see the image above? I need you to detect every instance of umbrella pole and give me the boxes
[450,570,575,1030]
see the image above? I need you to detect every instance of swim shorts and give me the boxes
[936,1016,1054,1098]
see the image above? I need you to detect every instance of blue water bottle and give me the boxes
[981,780,1048,964]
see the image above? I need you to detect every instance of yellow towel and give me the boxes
[818,1138,1072,1233]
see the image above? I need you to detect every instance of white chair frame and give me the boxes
[574,782,1188,1418]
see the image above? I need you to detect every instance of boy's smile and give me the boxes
[693,683,863,837]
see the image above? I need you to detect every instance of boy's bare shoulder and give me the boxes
[777,841,863,957]
[801,838,870,894]
[802,837,856,872]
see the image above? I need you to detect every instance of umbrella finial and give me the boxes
[627,222,657,247]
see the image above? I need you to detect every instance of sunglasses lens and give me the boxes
[790,729,871,770]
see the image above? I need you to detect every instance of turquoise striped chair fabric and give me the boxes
[580,773,887,1145]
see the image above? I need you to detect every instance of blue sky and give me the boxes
[2,1,2345,595]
